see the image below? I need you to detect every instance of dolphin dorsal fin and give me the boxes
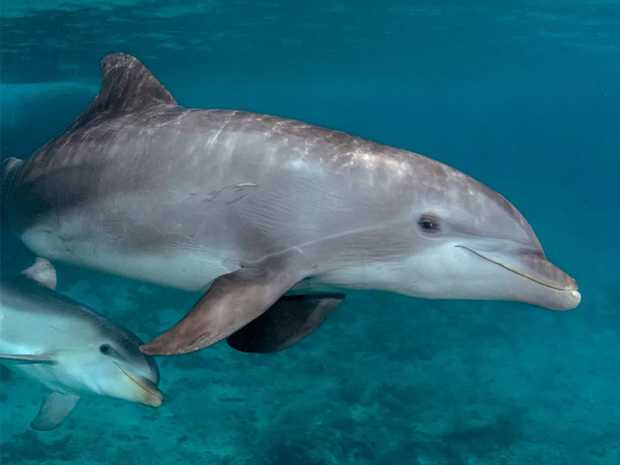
[22,257,57,290]
[76,53,176,124]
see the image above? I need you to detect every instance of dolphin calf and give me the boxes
[0,259,162,430]
[1,53,580,356]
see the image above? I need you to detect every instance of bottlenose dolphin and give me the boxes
[0,259,162,430]
[1,53,580,356]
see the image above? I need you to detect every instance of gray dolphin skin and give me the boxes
[1,53,580,356]
[0,260,162,430]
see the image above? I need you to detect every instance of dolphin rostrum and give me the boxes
[0,259,162,430]
[0,53,580,356]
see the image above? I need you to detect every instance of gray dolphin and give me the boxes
[0,259,162,430]
[1,53,580,356]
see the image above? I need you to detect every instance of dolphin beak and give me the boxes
[115,363,164,407]
[456,245,581,310]
[133,376,164,408]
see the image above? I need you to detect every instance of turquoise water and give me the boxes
[1,1,619,464]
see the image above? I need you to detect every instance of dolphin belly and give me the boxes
[20,213,233,291]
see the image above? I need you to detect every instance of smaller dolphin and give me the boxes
[0,259,163,431]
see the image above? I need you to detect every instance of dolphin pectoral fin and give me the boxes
[21,258,57,290]
[227,293,345,353]
[31,392,80,431]
[0,353,57,364]
[140,250,312,356]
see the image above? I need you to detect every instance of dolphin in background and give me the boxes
[0,53,580,357]
[0,259,162,431]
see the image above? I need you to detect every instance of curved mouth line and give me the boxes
[114,362,163,407]
[455,245,572,292]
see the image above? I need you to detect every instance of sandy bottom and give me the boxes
[1,268,618,465]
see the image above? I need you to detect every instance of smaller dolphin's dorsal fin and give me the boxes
[22,257,57,290]
[76,53,176,124]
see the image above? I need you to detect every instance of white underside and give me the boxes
[21,224,412,294]
[21,227,234,291]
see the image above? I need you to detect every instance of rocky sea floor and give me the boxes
[1,267,619,465]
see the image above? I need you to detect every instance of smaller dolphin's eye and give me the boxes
[99,343,125,360]
[418,214,441,234]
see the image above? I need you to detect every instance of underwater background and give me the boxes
[1,1,619,464]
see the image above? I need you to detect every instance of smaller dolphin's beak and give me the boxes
[456,245,581,310]
[115,363,164,407]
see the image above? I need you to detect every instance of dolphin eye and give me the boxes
[418,214,441,234]
[99,343,126,360]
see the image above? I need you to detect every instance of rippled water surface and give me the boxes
[1,1,619,464]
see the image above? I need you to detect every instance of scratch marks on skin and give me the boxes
[170,109,192,127]
[186,182,259,206]
[206,110,239,150]
[246,216,409,270]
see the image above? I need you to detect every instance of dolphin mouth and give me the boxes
[115,362,163,407]
[456,245,581,309]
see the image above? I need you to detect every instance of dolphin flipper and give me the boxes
[141,250,312,355]
[227,293,344,353]
[31,392,80,431]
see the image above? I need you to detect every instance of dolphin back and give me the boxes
[0,276,146,353]
[0,278,96,352]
